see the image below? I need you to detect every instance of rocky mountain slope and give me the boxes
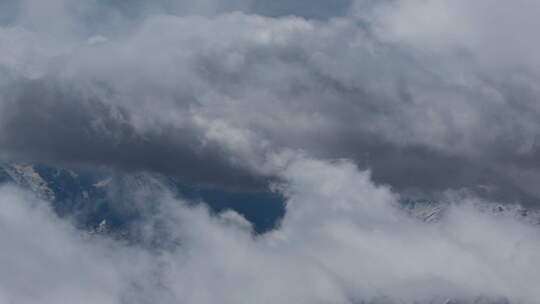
[0,162,285,235]
[1,162,539,239]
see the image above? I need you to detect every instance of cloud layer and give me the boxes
[1,0,540,199]
[1,156,539,303]
[1,2,540,301]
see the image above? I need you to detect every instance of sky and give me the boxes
[1,0,540,303]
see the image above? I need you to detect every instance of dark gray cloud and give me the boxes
[0,78,267,190]
[1,0,540,203]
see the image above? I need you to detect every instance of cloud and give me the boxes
[2,2,540,302]
[0,77,268,190]
[2,0,540,199]
[1,156,539,303]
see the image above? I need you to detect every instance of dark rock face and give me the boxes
[0,167,10,183]
[0,162,285,236]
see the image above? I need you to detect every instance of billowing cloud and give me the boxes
[1,0,540,200]
[2,1,540,302]
[1,156,539,303]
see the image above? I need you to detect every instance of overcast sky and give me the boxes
[1,0,540,303]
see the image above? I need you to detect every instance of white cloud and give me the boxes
[1,156,539,303]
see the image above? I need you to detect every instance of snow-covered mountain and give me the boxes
[401,198,540,225]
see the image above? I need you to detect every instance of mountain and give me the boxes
[0,162,285,236]
[401,198,540,225]
[1,162,538,241]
